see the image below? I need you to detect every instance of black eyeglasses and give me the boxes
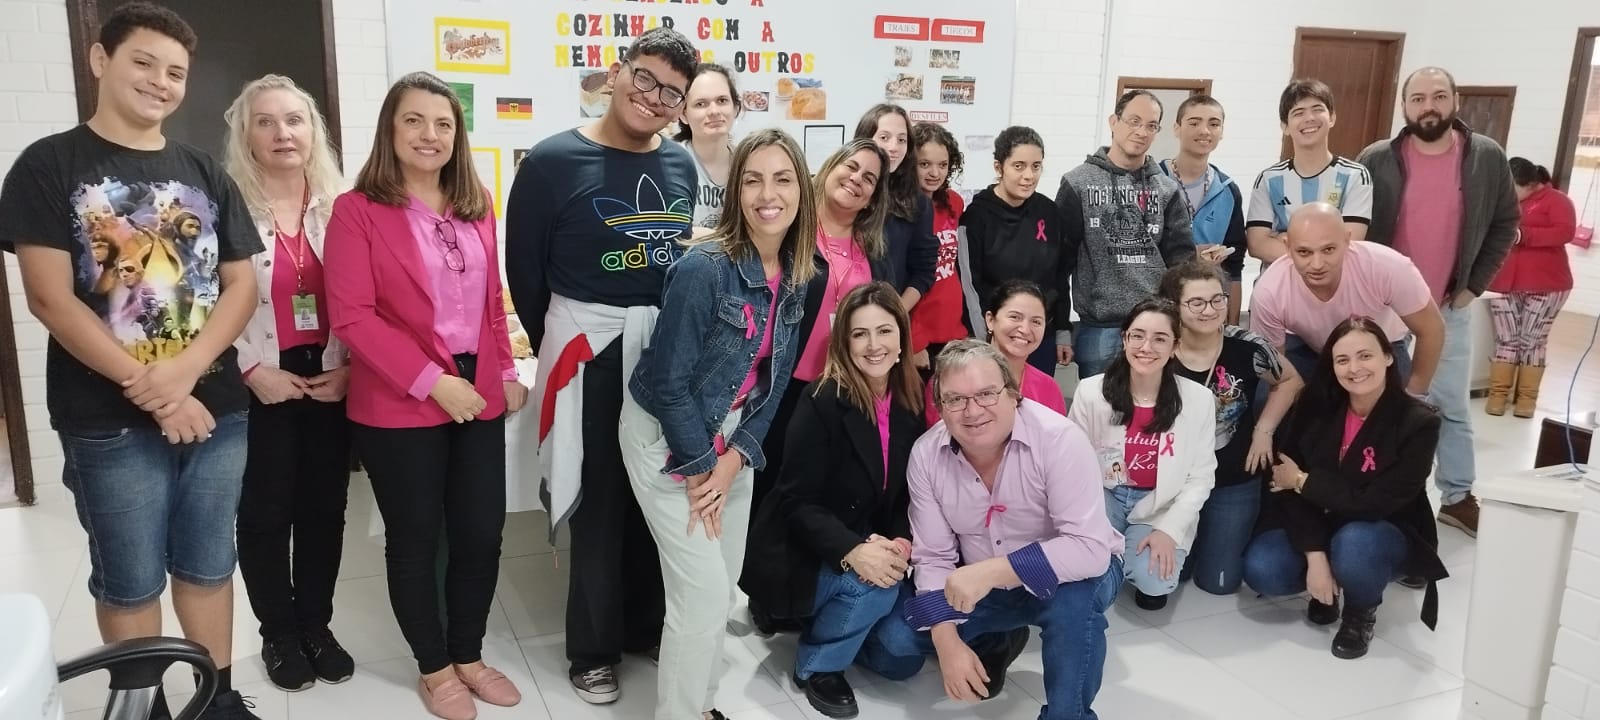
[626,62,686,108]
[436,220,465,273]
[1181,294,1230,312]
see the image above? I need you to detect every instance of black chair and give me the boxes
[56,637,218,720]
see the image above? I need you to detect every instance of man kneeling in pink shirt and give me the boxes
[858,339,1125,720]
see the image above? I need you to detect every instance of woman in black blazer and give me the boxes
[1243,316,1447,660]
[742,282,924,719]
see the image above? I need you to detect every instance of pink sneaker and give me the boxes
[418,676,477,720]
[457,665,523,707]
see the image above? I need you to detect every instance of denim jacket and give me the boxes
[630,243,808,477]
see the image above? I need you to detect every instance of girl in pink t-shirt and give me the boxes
[924,279,1066,426]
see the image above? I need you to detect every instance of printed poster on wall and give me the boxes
[385,0,1018,218]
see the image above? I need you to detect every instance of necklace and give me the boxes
[1169,160,1211,218]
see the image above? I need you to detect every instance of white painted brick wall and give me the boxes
[1550,486,1600,719]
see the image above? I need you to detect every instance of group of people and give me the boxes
[0,5,1584,720]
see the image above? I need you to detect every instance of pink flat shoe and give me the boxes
[419,676,477,720]
[457,665,522,707]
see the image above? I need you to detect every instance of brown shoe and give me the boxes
[1438,494,1480,538]
[1485,362,1515,416]
[1514,365,1544,418]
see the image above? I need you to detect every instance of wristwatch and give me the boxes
[1294,472,1309,493]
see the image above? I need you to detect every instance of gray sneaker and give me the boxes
[571,666,620,704]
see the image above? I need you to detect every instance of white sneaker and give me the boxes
[571,666,620,704]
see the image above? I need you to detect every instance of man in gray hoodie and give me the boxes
[1056,90,1197,377]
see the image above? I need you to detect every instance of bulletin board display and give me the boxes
[382,0,1019,206]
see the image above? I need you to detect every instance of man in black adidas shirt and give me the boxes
[0,4,262,718]
[505,27,698,705]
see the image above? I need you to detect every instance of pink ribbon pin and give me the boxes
[1361,447,1376,472]
[1035,219,1047,241]
[1161,434,1176,457]
[985,504,1007,527]
[1214,366,1231,390]
[742,304,756,340]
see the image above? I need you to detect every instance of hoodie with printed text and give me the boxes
[1055,148,1197,326]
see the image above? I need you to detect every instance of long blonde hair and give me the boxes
[814,139,891,261]
[222,74,343,212]
[686,128,818,286]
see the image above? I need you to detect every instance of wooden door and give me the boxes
[1288,28,1405,159]
[1457,86,1517,147]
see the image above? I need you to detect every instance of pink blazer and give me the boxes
[324,190,515,429]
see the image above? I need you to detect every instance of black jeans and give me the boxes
[236,345,353,640]
[353,355,508,674]
[567,338,665,674]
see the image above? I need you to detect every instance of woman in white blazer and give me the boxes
[224,74,356,691]
[1069,296,1217,611]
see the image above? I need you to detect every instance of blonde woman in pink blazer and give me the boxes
[324,71,525,720]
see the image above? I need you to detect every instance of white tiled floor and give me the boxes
[3,398,1567,720]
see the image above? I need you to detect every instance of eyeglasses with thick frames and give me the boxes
[436,220,465,273]
[625,62,686,109]
[939,388,1006,412]
[1181,294,1230,312]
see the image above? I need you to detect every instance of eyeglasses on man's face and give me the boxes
[625,62,686,109]
[1119,115,1162,136]
[939,387,1006,412]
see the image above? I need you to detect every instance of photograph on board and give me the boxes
[930,49,961,69]
[435,18,510,74]
[885,74,924,101]
[448,81,475,131]
[940,76,975,105]
[579,69,613,118]
[893,45,911,68]
[742,90,770,113]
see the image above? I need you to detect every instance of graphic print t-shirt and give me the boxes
[1173,327,1282,486]
[680,140,726,230]
[517,130,696,309]
[1122,405,1160,489]
[0,126,262,432]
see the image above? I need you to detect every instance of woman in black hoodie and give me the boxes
[957,126,1073,374]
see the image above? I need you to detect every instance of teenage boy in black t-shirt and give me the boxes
[505,27,698,705]
[0,4,263,718]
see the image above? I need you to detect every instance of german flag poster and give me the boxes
[496,97,533,120]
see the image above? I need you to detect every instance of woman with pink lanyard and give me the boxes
[745,138,892,632]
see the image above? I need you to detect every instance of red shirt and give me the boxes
[271,226,330,350]
[909,190,968,353]
[1391,132,1464,303]
[1488,185,1575,294]
[1123,405,1160,489]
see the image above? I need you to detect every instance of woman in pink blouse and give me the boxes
[925,279,1065,426]
[324,71,524,720]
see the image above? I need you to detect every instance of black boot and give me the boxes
[1134,590,1168,611]
[977,627,1030,699]
[1331,605,1377,659]
[1306,598,1339,626]
[794,671,859,718]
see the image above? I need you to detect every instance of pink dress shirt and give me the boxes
[403,196,514,399]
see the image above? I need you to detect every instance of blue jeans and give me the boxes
[1103,486,1186,596]
[795,568,902,679]
[60,411,250,608]
[860,559,1123,720]
[1429,304,1475,504]
[1072,325,1122,379]
[1186,479,1262,595]
[1242,522,1408,609]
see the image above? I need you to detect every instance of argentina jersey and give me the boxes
[1245,156,1373,233]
